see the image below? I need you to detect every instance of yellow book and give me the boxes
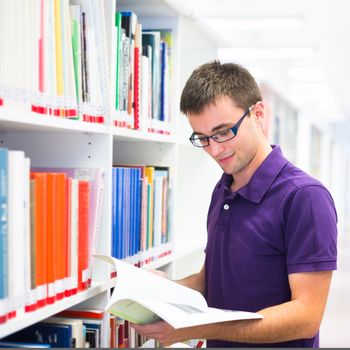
[54,0,64,106]
[145,166,154,249]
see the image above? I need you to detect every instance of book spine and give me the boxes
[78,180,90,291]
[0,148,8,322]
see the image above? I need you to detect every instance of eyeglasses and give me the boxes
[189,104,256,148]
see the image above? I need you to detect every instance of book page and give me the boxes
[95,255,263,328]
[126,299,263,329]
[95,255,207,311]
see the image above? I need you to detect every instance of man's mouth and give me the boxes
[218,153,234,163]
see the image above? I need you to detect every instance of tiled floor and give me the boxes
[320,233,350,347]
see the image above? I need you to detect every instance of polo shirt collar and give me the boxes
[219,145,288,203]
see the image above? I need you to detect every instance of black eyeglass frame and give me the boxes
[189,103,256,148]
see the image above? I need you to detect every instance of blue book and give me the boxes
[135,168,142,256]
[160,41,167,121]
[124,168,130,259]
[111,168,117,257]
[0,148,8,300]
[130,168,135,258]
[3,323,73,347]
[117,168,124,259]
[0,341,51,348]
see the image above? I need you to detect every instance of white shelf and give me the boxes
[112,126,176,144]
[0,0,222,343]
[142,254,174,270]
[0,281,112,339]
[117,0,179,17]
[0,108,108,134]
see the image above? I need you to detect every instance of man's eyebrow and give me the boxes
[193,123,231,136]
[211,123,232,133]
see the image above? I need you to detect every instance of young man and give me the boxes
[132,61,338,347]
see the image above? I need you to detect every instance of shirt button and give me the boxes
[223,204,230,210]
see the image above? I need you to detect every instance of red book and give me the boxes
[110,315,117,347]
[133,46,140,129]
[57,308,104,319]
[78,180,90,291]
[46,173,56,304]
[30,172,48,308]
[54,173,68,300]
[133,23,142,130]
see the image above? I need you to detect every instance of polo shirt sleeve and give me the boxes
[284,184,338,274]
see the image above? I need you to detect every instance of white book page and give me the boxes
[134,299,263,329]
[95,255,207,311]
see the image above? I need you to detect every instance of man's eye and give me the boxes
[218,129,231,136]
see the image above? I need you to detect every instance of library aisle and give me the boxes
[320,232,350,347]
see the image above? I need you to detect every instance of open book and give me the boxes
[95,255,263,329]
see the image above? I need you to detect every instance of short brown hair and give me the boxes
[180,60,262,115]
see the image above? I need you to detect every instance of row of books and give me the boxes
[112,166,171,266]
[0,308,153,348]
[0,0,105,123]
[0,148,105,325]
[0,1,173,133]
[111,10,172,134]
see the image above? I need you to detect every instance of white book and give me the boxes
[8,150,26,312]
[45,0,57,98]
[61,0,78,108]
[95,255,263,329]
[23,157,32,308]
[153,176,163,250]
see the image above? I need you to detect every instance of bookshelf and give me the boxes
[0,0,221,347]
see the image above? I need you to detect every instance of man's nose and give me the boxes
[205,138,225,157]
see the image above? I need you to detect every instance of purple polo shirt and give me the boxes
[205,146,337,348]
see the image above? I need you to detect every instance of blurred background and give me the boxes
[162,0,350,346]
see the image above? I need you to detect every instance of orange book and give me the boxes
[65,177,72,297]
[57,308,104,319]
[78,180,90,291]
[54,173,68,300]
[46,173,56,304]
[30,172,48,308]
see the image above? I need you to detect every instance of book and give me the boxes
[95,255,263,329]
[31,167,105,288]
[44,317,84,348]
[0,341,51,348]
[30,172,48,308]
[0,148,8,323]
[8,150,29,315]
[3,322,73,347]
[55,308,104,348]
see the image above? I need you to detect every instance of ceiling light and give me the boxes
[288,67,327,80]
[289,82,332,94]
[219,47,316,60]
[203,16,303,31]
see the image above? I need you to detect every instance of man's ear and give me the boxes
[254,101,264,119]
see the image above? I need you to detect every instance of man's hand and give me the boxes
[149,269,168,279]
[131,321,186,347]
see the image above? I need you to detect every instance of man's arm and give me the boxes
[176,264,205,295]
[132,270,333,346]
